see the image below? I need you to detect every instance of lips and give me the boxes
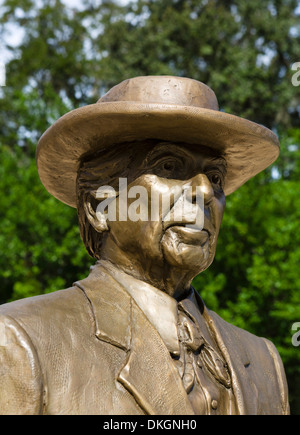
[164,225,210,246]
[163,216,214,233]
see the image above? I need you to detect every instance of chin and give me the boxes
[161,230,215,274]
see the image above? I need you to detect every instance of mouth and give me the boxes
[163,223,211,246]
[163,217,214,234]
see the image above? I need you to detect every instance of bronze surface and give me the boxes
[36,76,280,206]
[0,76,289,415]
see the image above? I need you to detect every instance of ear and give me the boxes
[83,193,109,233]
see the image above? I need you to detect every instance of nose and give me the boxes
[189,173,214,205]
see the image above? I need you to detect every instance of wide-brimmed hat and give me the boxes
[36,75,280,207]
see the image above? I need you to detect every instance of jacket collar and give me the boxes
[75,263,258,415]
[75,263,131,350]
[99,260,180,356]
[74,262,194,415]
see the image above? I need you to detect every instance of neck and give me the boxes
[100,237,194,300]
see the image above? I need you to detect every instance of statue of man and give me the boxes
[0,76,289,415]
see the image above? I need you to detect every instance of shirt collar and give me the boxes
[99,260,180,356]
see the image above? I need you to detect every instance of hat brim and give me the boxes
[36,101,280,207]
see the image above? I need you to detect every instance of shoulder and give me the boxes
[207,308,285,367]
[0,286,87,323]
[0,299,51,414]
[0,286,92,347]
[207,308,290,414]
[207,308,273,350]
[0,286,93,415]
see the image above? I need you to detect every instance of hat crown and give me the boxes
[37,75,279,208]
[98,75,219,111]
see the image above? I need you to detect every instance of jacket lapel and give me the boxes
[75,265,131,351]
[75,264,194,415]
[118,301,194,415]
[194,292,259,415]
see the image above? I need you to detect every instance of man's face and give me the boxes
[103,143,226,278]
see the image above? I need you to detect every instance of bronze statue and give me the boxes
[0,76,289,415]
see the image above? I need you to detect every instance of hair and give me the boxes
[76,140,159,258]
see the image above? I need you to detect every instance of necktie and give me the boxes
[177,306,231,393]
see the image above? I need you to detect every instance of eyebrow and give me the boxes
[145,143,227,168]
[144,142,189,163]
[205,156,227,168]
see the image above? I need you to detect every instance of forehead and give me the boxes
[79,140,227,188]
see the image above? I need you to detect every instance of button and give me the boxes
[211,399,218,410]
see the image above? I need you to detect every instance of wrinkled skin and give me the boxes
[86,143,226,299]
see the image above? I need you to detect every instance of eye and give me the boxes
[150,157,183,178]
[207,171,224,189]
[163,161,175,171]
[211,174,221,185]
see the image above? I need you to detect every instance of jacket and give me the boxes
[0,264,290,415]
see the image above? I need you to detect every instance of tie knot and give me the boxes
[178,310,204,352]
[177,306,231,389]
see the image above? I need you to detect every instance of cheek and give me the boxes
[106,174,178,256]
[108,218,163,258]
[220,197,226,222]
[213,195,226,232]
[108,219,142,247]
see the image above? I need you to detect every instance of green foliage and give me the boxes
[0,145,92,304]
[0,0,299,414]
[193,130,300,412]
